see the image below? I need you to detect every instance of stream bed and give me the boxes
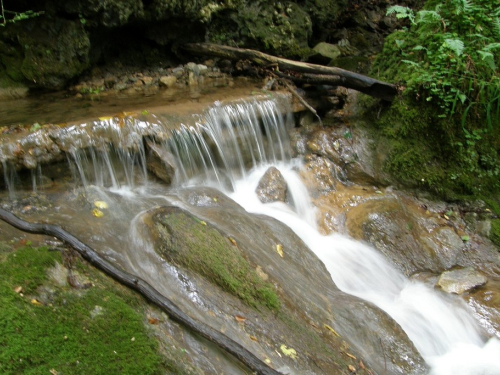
[1,88,500,374]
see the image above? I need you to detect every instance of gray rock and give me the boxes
[255,167,287,203]
[312,42,342,62]
[436,267,488,294]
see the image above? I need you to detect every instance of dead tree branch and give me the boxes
[183,43,397,101]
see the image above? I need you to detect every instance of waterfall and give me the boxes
[2,94,499,374]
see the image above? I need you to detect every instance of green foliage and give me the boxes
[370,0,500,197]
[382,0,500,123]
[0,246,163,374]
[0,0,43,26]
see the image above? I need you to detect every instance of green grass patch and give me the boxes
[0,245,163,375]
[154,210,280,311]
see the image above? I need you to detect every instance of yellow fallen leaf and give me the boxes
[92,208,104,218]
[49,369,59,375]
[14,286,23,293]
[31,298,43,306]
[213,197,218,202]
[98,116,113,121]
[348,364,356,372]
[228,237,237,246]
[250,335,258,342]
[280,344,297,359]
[345,352,357,360]
[264,358,271,364]
[93,201,109,209]
[200,221,207,226]
[324,324,340,337]
[276,244,284,257]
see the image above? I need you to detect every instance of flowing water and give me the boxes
[2,94,500,374]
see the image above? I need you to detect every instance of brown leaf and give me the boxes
[148,317,160,325]
[234,315,246,323]
[13,286,23,294]
[359,360,366,370]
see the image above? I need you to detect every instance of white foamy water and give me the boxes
[228,163,500,375]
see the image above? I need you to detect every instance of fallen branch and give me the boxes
[0,208,280,375]
[183,43,398,101]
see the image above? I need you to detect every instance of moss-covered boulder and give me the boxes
[0,18,90,90]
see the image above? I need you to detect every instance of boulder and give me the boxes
[436,267,488,294]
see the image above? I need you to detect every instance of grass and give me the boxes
[0,244,163,375]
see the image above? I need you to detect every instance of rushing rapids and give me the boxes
[1,95,500,374]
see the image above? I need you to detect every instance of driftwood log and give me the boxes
[184,43,398,101]
[0,208,280,375]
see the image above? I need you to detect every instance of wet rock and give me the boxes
[301,155,343,195]
[136,186,428,375]
[346,198,445,276]
[466,279,500,337]
[436,267,488,294]
[145,140,175,185]
[255,167,287,203]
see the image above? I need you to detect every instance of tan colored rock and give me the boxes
[159,75,177,88]
[436,267,487,294]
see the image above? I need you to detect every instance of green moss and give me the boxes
[154,210,280,311]
[491,219,500,250]
[208,1,313,58]
[363,92,500,199]
[0,246,163,374]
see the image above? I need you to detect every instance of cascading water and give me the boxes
[2,94,500,374]
[227,164,500,375]
[156,97,500,374]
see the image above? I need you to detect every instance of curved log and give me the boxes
[0,208,280,375]
[183,43,398,101]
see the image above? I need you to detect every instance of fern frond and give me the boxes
[387,6,416,24]
[416,10,443,24]
[443,38,465,56]
[492,17,500,40]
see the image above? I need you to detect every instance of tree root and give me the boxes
[0,208,281,375]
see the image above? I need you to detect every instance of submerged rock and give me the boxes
[255,167,287,203]
[436,267,488,294]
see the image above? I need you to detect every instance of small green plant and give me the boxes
[0,0,43,26]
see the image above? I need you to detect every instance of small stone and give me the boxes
[436,267,487,294]
[159,76,177,88]
[141,76,153,85]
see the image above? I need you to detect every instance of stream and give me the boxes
[1,91,500,374]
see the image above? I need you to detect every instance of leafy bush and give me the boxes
[370,0,500,197]
[383,0,500,124]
